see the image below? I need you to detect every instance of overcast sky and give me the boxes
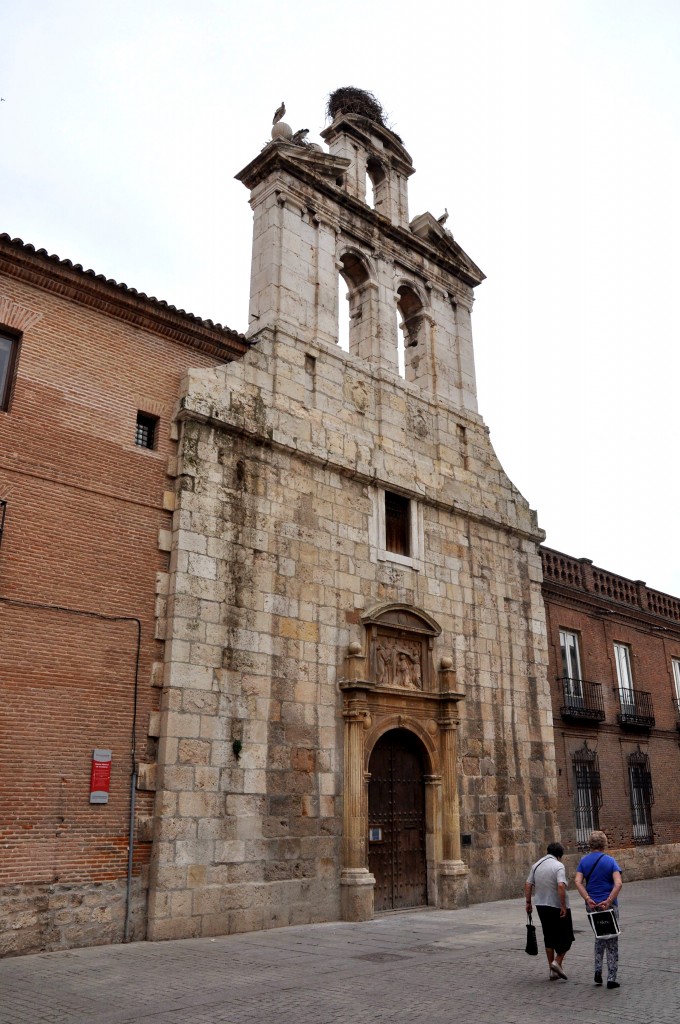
[2,0,679,597]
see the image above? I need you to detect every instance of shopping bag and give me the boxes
[587,909,620,938]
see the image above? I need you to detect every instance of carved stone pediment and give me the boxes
[361,602,441,637]
[409,212,485,287]
[360,603,441,693]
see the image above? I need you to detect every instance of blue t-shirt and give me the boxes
[576,852,622,905]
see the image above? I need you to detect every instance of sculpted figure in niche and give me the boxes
[376,640,392,685]
[374,636,423,689]
[395,650,421,690]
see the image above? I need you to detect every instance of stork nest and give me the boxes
[326,87,402,143]
[327,87,385,123]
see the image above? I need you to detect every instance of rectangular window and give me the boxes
[0,332,19,411]
[369,487,423,569]
[628,752,654,844]
[614,642,634,711]
[672,659,680,704]
[573,754,601,847]
[135,412,158,450]
[559,629,583,705]
[384,491,410,556]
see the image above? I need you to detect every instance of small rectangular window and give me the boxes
[384,491,410,556]
[135,412,158,450]
[0,332,19,411]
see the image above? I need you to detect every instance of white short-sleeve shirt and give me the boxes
[527,855,570,909]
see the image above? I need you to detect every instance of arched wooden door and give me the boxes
[368,729,428,911]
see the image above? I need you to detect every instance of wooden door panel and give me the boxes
[368,730,427,911]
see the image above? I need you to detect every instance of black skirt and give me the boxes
[536,905,575,955]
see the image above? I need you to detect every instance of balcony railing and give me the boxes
[617,690,655,729]
[558,678,605,722]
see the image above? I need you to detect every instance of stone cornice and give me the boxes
[237,148,485,289]
[541,579,680,635]
[0,234,249,362]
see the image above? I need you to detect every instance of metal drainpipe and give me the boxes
[0,598,142,943]
[123,617,142,943]
[124,767,138,942]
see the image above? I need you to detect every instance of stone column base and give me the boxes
[340,868,376,922]
[438,860,469,909]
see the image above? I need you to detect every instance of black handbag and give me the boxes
[525,911,538,955]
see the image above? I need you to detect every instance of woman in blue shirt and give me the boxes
[574,831,623,989]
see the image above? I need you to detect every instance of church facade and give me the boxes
[4,91,677,957]
[147,94,557,939]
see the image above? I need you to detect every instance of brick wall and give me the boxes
[0,259,243,955]
[542,547,680,859]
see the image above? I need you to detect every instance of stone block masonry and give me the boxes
[149,310,557,935]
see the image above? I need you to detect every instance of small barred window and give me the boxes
[135,412,158,450]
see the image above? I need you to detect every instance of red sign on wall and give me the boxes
[90,749,112,804]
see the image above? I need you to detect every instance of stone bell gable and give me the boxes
[148,90,557,941]
[237,99,484,411]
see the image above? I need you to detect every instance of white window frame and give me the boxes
[559,629,583,702]
[369,487,423,570]
[614,642,634,708]
[672,658,680,703]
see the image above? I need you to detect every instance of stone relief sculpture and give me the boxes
[374,636,423,689]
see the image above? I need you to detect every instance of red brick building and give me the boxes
[0,233,246,955]
[541,546,680,873]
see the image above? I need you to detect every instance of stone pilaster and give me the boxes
[340,671,375,921]
[438,660,469,907]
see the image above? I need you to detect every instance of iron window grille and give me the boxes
[572,744,602,847]
[628,749,654,845]
[135,412,158,450]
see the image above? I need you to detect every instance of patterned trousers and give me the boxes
[594,908,620,982]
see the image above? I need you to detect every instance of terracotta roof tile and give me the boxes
[0,233,247,343]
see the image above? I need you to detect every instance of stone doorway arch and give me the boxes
[339,602,469,921]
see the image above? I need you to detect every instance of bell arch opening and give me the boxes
[338,251,377,362]
[396,284,427,385]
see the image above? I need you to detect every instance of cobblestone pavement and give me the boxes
[1,876,678,1024]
